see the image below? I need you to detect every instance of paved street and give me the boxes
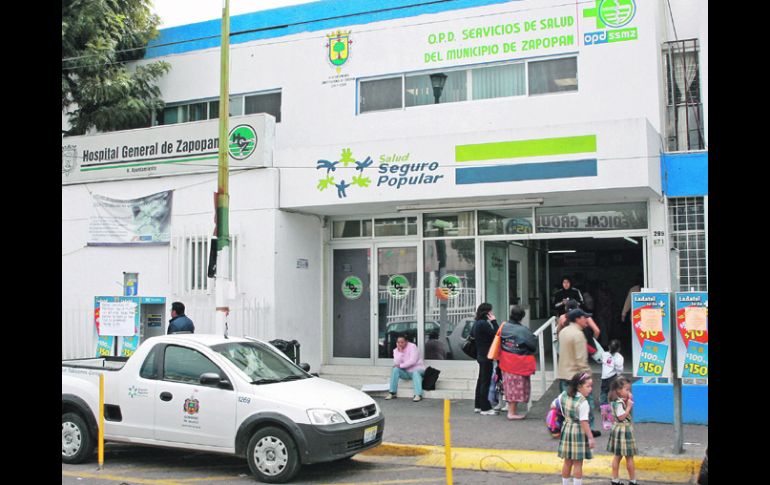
[62,444,684,484]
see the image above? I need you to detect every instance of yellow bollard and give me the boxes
[443,399,453,485]
[98,373,104,470]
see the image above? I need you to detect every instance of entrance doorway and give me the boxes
[548,237,644,362]
[483,236,644,363]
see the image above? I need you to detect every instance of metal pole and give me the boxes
[215,0,231,336]
[443,399,453,485]
[671,294,684,454]
[98,373,105,469]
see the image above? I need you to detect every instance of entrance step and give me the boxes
[319,365,557,402]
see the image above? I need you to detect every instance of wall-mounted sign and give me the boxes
[675,292,708,380]
[387,275,411,299]
[89,191,172,245]
[315,148,445,199]
[631,292,671,379]
[62,114,274,185]
[342,276,364,300]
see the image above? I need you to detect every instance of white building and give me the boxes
[63,0,707,407]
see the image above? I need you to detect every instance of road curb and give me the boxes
[362,442,699,483]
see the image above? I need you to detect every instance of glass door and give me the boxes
[332,248,371,359]
[484,241,509,323]
[375,245,418,364]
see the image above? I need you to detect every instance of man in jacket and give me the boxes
[167,301,195,334]
[557,308,600,436]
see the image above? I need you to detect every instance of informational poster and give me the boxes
[631,292,672,379]
[89,190,173,245]
[675,292,708,380]
[98,301,138,336]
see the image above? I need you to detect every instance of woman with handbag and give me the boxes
[496,306,537,420]
[470,302,499,415]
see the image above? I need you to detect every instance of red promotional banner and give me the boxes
[632,305,666,346]
[676,308,709,346]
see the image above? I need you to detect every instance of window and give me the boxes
[405,70,467,106]
[171,234,239,294]
[528,57,577,95]
[140,346,160,379]
[663,39,704,151]
[245,92,282,122]
[358,56,577,114]
[374,217,418,237]
[668,197,707,291]
[158,90,281,126]
[360,77,402,113]
[472,63,525,100]
[478,208,533,235]
[423,212,475,237]
[163,346,223,385]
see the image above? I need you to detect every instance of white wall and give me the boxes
[149,0,670,157]
[273,210,323,370]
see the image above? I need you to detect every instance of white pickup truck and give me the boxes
[62,334,384,483]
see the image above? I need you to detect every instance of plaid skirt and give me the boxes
[557,420,593,460]
[606,421,638,456]
[502,372,531,403]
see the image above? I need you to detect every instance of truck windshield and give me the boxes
[212,341,308,384]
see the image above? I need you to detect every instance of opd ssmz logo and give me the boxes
[583,0,638,46]
[228,124,257,160]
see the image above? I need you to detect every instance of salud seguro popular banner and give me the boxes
[89,190,173,245]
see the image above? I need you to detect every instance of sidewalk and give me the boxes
[361,381,707,483]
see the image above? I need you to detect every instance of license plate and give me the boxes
[363,425,378,444]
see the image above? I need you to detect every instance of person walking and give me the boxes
[496,306,537,420]
[471,303,499,415]
[167,301,194,334]
[385,335,426,402]
[552,372,596,485]
[557,308,601,436]
[607,376,639,485]
[600,340,624,405]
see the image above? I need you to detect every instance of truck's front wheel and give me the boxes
[62,412,94,464]
[246,426,300,483]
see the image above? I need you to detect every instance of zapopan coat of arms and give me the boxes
[326,30,352,73]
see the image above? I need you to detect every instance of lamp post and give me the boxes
[430,73,448,104]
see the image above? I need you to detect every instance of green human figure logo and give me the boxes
[584,0,636,29]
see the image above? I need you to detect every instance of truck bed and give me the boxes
[62,356,128,371]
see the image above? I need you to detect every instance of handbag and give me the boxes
[487,322,505,360]
[422,366,441,391]
[461,335,477,358]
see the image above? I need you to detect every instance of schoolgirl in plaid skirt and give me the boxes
[551,372,595,485]
[607,376,639,485]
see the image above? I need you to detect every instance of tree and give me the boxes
[62,0,171,136]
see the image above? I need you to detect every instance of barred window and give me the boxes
[171,234,240,295]
[663,39,704,151]
[668,197,707,291]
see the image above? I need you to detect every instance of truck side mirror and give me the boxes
[300,363,311,372]
[200,372,232,390]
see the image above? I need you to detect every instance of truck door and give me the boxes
[154,344,236,449]
[115,344,160,439]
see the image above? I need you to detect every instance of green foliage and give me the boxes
[62,0,171,135]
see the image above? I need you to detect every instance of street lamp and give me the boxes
[429,73,448,104]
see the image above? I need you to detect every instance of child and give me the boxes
[601,340,624,404]
[551,372,595,485]
[607,376,638,485]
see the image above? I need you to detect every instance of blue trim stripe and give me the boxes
[455,159,597,185]
[147,0,515,58]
